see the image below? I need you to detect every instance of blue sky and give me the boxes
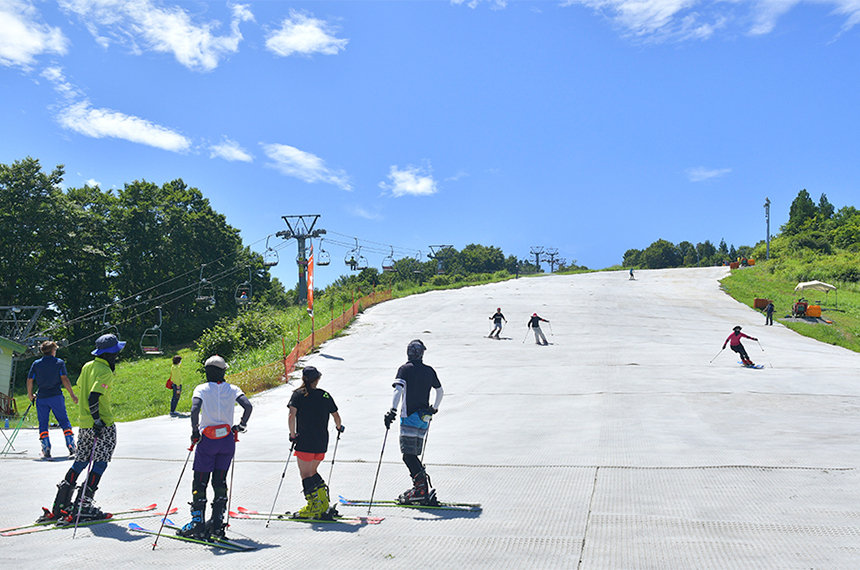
[2,0,860,289]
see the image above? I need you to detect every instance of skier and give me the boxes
[26,340,79,459]
[488,308,507,339]
[287,366,344,519]
[37,333,124,523]
[528,313,550,345]
[722,326,758,366]
[763,301,775,326]
[178,355,252,539]
[167,354,183,416]
[629,268,635,280]
[384,339,444,505]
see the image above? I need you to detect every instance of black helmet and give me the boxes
[407,339,426,362]
[733,326,742,332]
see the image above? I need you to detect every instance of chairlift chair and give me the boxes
[140,306,163,356]
[382,246,395,272]
[262,235,279,267]
[345,238,363,271]
[317,239,331,266]
[195,266,216,305]
[235,268,252,306]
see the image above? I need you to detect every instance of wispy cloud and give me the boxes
[262,143,351,190]
[58,100,191,152]
[265,10,348,57]
[350,206,383,220]
[41,66,84,100]
[0,0,68,68]
[59,0,253,71]
[85,178,100,187]
[686,166,731,182]
[380,164,438,197]
[210,137,252,162]
[451,0,508,9]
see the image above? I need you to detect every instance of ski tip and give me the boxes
[237,506,256,514]
[139,503,157,510]
[128,522,143,530]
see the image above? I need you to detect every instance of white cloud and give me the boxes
[58,100,191,152]
[262,143,351,190]
[351,206,383,220]
[85,178,100,187]
[59,0,253,71]
[686,166,731,182]
[380,164,438,197]
[41,66,83,100]
[451,0,508,8]
[210,137,252,162]
[0,0,68,67]
[265,10,348,57]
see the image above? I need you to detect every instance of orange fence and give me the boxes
[228,289,392,390]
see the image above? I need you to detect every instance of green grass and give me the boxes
[720,262,860,353]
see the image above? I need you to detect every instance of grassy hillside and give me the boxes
[720,263,860,352]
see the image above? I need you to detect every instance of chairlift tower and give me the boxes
[277,214,326,304]
[544,248,559,272]
[428,245,454,274]
[764,197,771,261]
[530,246,544,272]
[0,306,46,354]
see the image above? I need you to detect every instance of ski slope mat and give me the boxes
[2,267,860,569]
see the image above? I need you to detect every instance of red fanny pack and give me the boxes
[202,424,232,440]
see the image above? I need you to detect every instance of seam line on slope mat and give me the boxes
[578,466,599,570]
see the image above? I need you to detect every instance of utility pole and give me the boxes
[277,215,325,304]
[544,248,559,272]
[764,197,771,261]
[530,246,544,272]
[428,245,454,274]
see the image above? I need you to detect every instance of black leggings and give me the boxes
[403,454,424,478]
[191,469,228,502]
[730,344,750,361]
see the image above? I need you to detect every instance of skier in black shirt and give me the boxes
[528,313,550,345]
[384,339,444,505]
[288,366,343,519]
[488,308,506,339]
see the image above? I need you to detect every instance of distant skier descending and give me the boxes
[384,339,444,505]
[722,326,758,367]
[488,308,507,339]
[527,313,550,345]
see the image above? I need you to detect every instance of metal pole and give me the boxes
[367,427,390,517]
[152,442,195,549]
[266,441,296,528]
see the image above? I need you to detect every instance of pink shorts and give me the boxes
[295,451,325,462]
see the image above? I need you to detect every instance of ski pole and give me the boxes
[367,426,390,517]
[226,430,239,531]
[152,441,195,550]
[522,329,530,344]
[266,441,296,528]
[420,416,432,466]
[756,340,773,368]
[1,402,32,455]
[72,432,99,539]
[708,347,724,364]
[327,430,342,490]
[548,321,554,336]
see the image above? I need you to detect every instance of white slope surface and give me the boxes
[2,267,859,568]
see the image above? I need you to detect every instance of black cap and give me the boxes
[303,366,321,381]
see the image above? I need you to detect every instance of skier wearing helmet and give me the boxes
[722,326,758,367]
[488,308,507,339]
[528,313,550,345]
[384,339,444,505]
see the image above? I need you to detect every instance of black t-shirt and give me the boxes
[528,315,545,328]
[288,388,338,453]
[491,312,505,324]
[394,361,441,417]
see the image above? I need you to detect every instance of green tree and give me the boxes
[782,189,817,235]
[641,239,681,269]
[622,248,642,267]
[818,193,835,220]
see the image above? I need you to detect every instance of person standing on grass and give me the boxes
[37,334,124,523]
[179,355,252,540]
[27,340,78,459]
[763,302,775,326]
[288,366,344,519]
[167,355,183,416]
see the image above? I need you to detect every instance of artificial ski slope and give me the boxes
[2,267,860,569]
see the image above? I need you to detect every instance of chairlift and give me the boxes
[382,247,395,272]
[317,239,331,267]
[101,307,120,338]
[344,238,368,271]
[235,268,252,306]
[195,266,216,306]
[140,306,163,356]
[262,235,279,267]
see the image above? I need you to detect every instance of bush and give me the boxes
[430,275,451,286]
[195,308,280,363]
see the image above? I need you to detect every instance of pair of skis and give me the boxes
[128,519,254,551]
[337,495,482,512]
[0,504,174,537]
[229,506,383,525]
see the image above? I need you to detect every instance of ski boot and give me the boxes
[397,472,438,506]
[64,430,76,456]
[36,479,74,522]
[40,438,52,460]
[177,499,207,538]
[65,483,109,522]
[207,496,228,539]
[292,482,330,519]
